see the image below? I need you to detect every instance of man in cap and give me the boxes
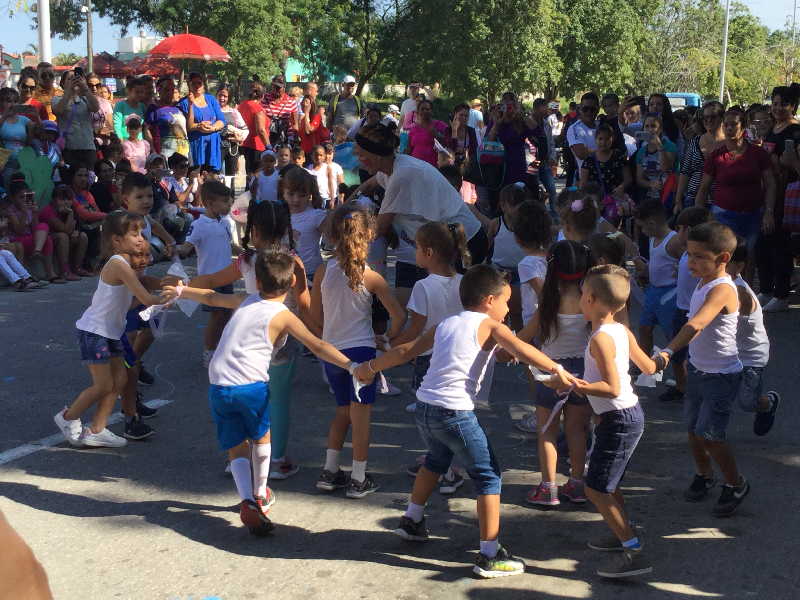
[328,75,361,130]
[261,74,299,145]
[385,104,400,127]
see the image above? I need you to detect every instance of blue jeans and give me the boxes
[585,404,645,493]
[538,162,558,214]
[415,401,502,495]
[685,364,741,442]
[711,205,761,250]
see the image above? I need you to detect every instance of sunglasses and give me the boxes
[21,84,36,91]
[87,83,100,88]
[40,72,54,79]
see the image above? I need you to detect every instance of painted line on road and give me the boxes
[0,399,173,466]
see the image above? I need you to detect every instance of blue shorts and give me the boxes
[736,366,764,413]
[208,381,271,450]
[640,285,677,334]
[535,356,588,410]
[395,261,427,289]
[671,309,689,364]
[77,329,124,364]
[324,346,377,406]
[585,404,644,494]
[120,335,137,368]
[685,364,742,442]
[415,401,502,495]
[125,305,151,333]
[711,205,761,250]
[201,284,235,313]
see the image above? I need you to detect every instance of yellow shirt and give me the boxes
[33,86,64,121]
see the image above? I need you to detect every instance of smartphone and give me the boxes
[74,67,84,78]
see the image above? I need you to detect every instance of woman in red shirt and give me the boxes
[298,95,323,155]
[237,82,271,174]
[69,165,107,269]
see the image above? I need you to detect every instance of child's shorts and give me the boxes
[535,356,588,410]
[640,285,678,334]
[77,329,124,364]
[671,309,689,364]
[201,284,235,313]
[415,401,502,495]
[120,335,138,368]
[685,364,742,442]
[125,305,151,332]
[411,354,432,391]
[208,381,270,450]
[585,403,644,494]
[736,365,764,413]
[324,346,377,406]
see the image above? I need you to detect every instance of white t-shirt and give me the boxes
[468,108,484,130]
[400,98,418,130]
[186,214,234,275]
[255,170,280,203]
[407,274,464,356]
[518,255,547,325]
[306,163,333,201]
[290,207,327,276]
[566,120,597,171]
[329,161,343,200]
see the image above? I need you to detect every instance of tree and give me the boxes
[53,52,82,67]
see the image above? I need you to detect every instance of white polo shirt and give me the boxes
[186,214,234,275]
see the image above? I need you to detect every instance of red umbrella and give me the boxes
[127,55,181,77]
[148,33,230,62]
[73,52,132,77]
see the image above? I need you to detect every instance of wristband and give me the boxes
[176,282,184,298]
[367,360,377,374]
[346,361,358,375]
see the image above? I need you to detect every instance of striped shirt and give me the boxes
[262,92,297,137]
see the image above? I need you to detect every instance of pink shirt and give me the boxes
[407,120,448,166]
[122,139,151,173]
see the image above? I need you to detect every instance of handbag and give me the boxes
[592,155,632,224]
[783,180,800,232]
[464,139,506,190]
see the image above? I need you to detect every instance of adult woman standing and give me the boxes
[695,108,775,256]
[146,77,189,160]
[647,93,680,144]
[447,102,479,203]
[86,73,114,150]
[178,73,226,171]
[0,88,35,186]
[17,69,48,122]
[406,99,448,166]
[237,82,270,174]
[487,92,544,187]
[673,101,725,214]
[32,63,62,122]
[113,77,147,141]
[756,84,800,312]
[299,95,324,155]
[216,84,248,176]
[53,71,99,170]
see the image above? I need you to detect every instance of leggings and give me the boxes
[0,249,31,283]
[13,223,53,256]
[756,230,793,299]
[268,355,296,459]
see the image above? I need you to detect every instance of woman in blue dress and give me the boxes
[178,73,225,170]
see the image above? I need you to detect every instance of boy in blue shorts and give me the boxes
[167,250,358,535]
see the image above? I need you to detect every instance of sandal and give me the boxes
[25,278,48,288]
[14,279,33,292]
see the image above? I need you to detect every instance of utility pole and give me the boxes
[85,0,93,73]
[38,0,52,63]
[719,0,731,103]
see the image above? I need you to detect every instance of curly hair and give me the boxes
[513,200,553,251]
[329,202,374,291]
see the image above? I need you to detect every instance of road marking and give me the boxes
[0,399,173,466]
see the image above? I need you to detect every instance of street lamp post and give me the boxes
[37,0,52,63]
[82,1,93,73]
[719,0,731,103]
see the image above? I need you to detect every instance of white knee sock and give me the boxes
[404,502,425,523]
[230,457,254,502]
[324,449,340,473]
[252,443,271,498]
[351,459,367,483]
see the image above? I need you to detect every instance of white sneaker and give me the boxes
[756,292,772,306]
[54,408,83,446]
[405,401,417,413]
[763,297,789,312]
[80,427,128,448]
[202,349,215,368]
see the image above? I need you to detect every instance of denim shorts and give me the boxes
[535,356,588,409]
[736,366,764,413]
[208,381,270,450]
[395,261,428,289]
[324,346,377,406]
[411,354,432,391]
[711,205,761,250]
[685,364,742,442]
[201,284,235,313]
[585,403,644,494]
[415,401,502,495]
[77,329,124,364]
[671,309,689,364]
[640,285,678,334]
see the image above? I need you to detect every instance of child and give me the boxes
[178,180,236,366]
[0,241,35,291]
[291,147,306,168]
[391,221,469,492]
[662,206,712,403]
[275,146,291,170]
[657,222,749,517]
[559,189,602,243]
[515,200,554,330]
[164,153,198,215]
[324,143,344,205]
[166,250,358,535]
[53,211,173,448]
[251,150,279,204]
[311,203,406,498]
[165,200,310,479]
[121,115,151,174]
[635,198,682,358]
[635,113,677,202]
[589,232,630,326]
[518,240,592,506]
[6,180,62,283]
[353,264,571,578]
[569,264,657,578]
[283,168,328,283]
[727,241,780,435]
[307,145,336,208]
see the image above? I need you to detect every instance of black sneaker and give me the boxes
[659,387,684,402]
[124,415,155,440]
[753,391,780,436]
[393,516,429,541]
[596,548,653,578]
[138,364,155,385]
[713,477,750,517]
[684,474,716,502]
[346,474,380,499]
[315,469,348,491]
[473,545,525,578]
[136,393,158,419]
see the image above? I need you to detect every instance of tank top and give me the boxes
[582,322,639,414]
[255,170,280,203]
[321,259,375,350]
[75,255,134,339]
[676,252,698,311]
[417,311,496,411]
[648,230,678,287]
[734,275,769,368]
[208,294,288,386]
[688,276,742,374]
[491,216,525,268]
[541,314,590,359]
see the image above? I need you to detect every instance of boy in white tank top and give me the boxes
[726,242,780,436]
[658,223,750,518]
[354,265,571,579]
[165,250,357,537]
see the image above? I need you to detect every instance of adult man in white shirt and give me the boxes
[399,82,421,130]
[566,92,599,172]
[468,99,484,131]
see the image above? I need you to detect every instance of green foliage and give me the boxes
[53,52,82,67]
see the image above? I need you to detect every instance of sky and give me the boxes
[0,0,798,58]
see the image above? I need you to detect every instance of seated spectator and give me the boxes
[68,165,106,269]
[39,185,89,279]
[31,120,63,172]
[147,154,192,243]
[90,159,118,213]
[164,153,198,213]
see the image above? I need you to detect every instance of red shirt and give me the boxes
[238,100,270,152]
[299,112,324,154]
[704,143,771,213]
[72,190,106,223]
[23,99,48,122]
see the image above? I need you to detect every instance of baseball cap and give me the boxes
[548,101,560,110]
[261,149,276,159]
[388,104,399,113]
[342,75,356,84]
[41,120,59,135]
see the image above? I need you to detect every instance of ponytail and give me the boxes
[416,221,471,273]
